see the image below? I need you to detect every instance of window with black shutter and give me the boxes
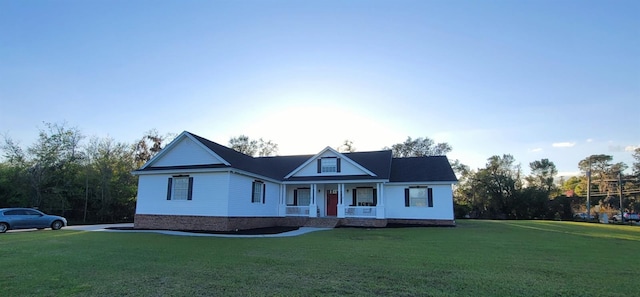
[251,181,264,203]
[405,186,431,207]
[167,176,193,200]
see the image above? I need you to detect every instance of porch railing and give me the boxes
[285,206,310,216]
[345,206,377,218]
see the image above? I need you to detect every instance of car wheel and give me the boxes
[0,223,8,233]
[51,220,64,230]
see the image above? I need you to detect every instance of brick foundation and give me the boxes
[339,218,388,228]
[134,214,281,231]
[134,214,455,231]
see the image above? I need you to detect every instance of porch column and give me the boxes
[337,183,345,218]
[309,184,318,217]
[279,184,286,217]
[376,182,385,219]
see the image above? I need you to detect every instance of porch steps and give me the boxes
[303,218,341,228]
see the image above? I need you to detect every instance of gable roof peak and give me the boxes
[283,146,379,179]
[139,131,232,169]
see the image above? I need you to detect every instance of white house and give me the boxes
[133,131,458,231]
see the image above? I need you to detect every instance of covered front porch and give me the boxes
[277,182,385,219]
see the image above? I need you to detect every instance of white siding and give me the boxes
[152,137,226,167]
[135,172,230,216]
[227,173,280,217]
[316,184,326,216]
[383,184,454,220]
[294,151,372,177]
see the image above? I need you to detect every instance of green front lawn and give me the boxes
[1,220,638,296]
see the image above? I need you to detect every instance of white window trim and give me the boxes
[356,188,375,206]
[171,176,190,200]
[252,181,264,203]
[297,188,311,206]
[409,188,427,207]
[321,158,337,173]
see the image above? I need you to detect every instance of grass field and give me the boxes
[1,220,639,297]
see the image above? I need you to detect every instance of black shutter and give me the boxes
[317,159,322,173]
[404,188,410,207]
[262,183,266,204]
[187,177,194,200]
[427,188,433,207]
[373,188,377,206]
[251,181,256,202]
[293,189,298,206]
[352,189,356,206]
[336,158,341,173]
[167,178,173,200]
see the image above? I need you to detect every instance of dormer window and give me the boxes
[317,157,341,173]
[322,158,337,172]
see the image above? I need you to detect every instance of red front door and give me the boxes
[327,193,338,216]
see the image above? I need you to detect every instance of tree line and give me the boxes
[2,125,638,223]
[381,137,640,220]
[455,153,640,220]
[0,123,171,223]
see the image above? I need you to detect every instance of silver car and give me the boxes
[0,208,67,233]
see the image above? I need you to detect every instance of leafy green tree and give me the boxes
[3,123,86,215]
[562,176,585,196]
[257,139,279,157]
[229,135,278,157]
[86,137,138,222]
[578,154,628,210]
[134,129,169,167]
[0,162,30,207]
[386,136,451,157]
[229,135,257,156]
[514,187,549,219]
[578,154,627,188]
[455,154,522,218]
[338,140,356,153]
[1,123,146,223]
[526,159,558,193]
[1,136,30,207]
[633,148,640,177]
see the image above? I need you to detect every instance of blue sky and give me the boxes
[1,0,638,177]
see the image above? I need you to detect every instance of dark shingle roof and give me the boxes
[141,132,456,183]
[389,156,458,182]
[188,132,254,168]
[252,150,392,181]
[188,132,290,180]
[342,150,392,179]
[285,175,384,182]
[256,155,314,180]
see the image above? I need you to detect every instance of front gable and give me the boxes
[141,131,230,169]
[285,147,376,178]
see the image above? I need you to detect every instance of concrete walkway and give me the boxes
[65,223,331,238]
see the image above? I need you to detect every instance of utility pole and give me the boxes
[618,173,624,223]
[586,158,591,220]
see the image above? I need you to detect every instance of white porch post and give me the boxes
[309,184,318,217]
[376,182,385,219]
[279,184,286,217]
[337,183,345,218]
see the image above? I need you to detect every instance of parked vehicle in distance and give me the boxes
[623,213,639,222]
[0,208,67,233]
[611,213,640,222]
[573,213,590,220]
